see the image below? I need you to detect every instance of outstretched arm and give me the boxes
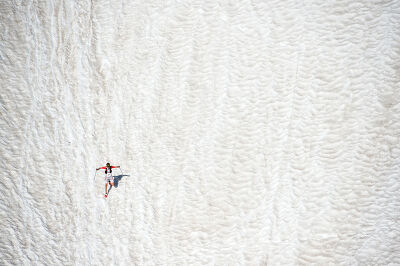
[96,166,107,171]
[111,166,120,168]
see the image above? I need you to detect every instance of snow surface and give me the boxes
[1,0,400,265]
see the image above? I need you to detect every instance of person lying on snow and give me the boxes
[96,162,120,198]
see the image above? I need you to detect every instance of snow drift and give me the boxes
[1,0,400,265]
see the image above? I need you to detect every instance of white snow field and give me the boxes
[1,0,400,265]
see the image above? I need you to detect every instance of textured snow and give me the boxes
[1,0,400,265]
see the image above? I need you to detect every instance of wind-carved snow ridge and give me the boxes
[1,0,400,265]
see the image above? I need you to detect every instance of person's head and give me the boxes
[106,162,110,168]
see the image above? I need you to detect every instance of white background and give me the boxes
[1,0,399,265]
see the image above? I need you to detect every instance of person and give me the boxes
[96,162,120,197]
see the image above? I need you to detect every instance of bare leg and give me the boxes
[105,183,108,195]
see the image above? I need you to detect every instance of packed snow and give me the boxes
[1,0,400,265]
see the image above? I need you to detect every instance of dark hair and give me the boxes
[105,163,112,174]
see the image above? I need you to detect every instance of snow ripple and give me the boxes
[1,0,400,265]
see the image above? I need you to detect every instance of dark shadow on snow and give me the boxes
[113,174,130,188]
